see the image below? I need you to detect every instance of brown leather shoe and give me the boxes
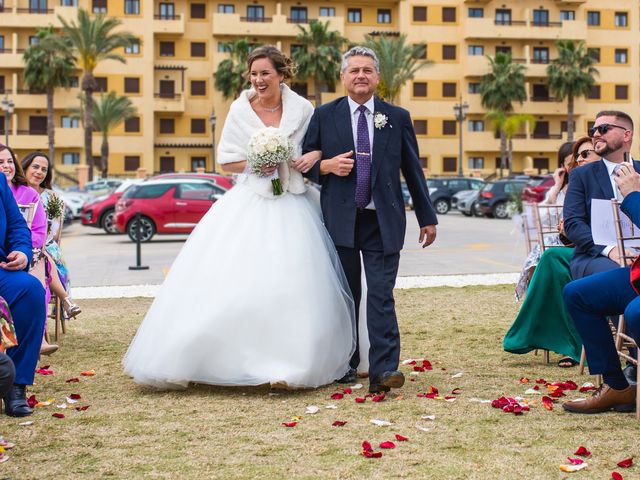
[563,384,636,414]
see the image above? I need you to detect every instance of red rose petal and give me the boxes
[567,457,584,465]
[27,395,38,409]
[520,377,530,383]
[362,450,382,458]
[330,393,344,400]
[332,421,347,427]
[343,388,352,395]
[371,393,386,403]
[405,360,417,365]
[427,386,439,395]
[617,458,633,468]
[362,441,373,452]
[612,472,623,480]
[355,397,366,403]
[395,434,409,442]
[52,413,65,419]
[541,396,553,411]
[282,422,297,427]
[574,446,591,457]
[75,405,90,411]
[68,393,81,400]
[451,388,462,395]
[550,389,566,398]
[422,360,433,370]
[379,441,396,449]
[535,378,547,384]
[413,366,426,372]
[36,368,54,375]
[65,377,80,383]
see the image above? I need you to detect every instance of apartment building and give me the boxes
[0,0,636,179]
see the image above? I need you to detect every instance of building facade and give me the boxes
[0,0,637,180]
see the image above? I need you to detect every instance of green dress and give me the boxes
[503,247,583,361]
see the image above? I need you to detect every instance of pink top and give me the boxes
[9,183,47,249]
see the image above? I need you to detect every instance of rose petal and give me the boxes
[520,377,530,383]
[51,413,65,419]
[550,389,566,398]
[395,434,409,441]
[330,393,344,400]
[75,405,90,411]
[370,419,393,426]
[362,450,382,458]
[332,421,347,427]
[421,415,436,420]
[362,440,372,452]
[371,393,386,403]
[351,384,363,390]
[560,463,588,472]
[612,472,624,480]
[617,458,633,468]
[422,360,433,370]
[567,457,584,465]
[402,359,417,365]
[541,396,554,411]
[355,397,366,403]
[525,388,541,395]
[282,422,297,427]
[27,395,38,408]
[343,388,353,395]
[66,397,78,404]
[80,370,95,377]
[535,378,547,384]
[305,405,319,414]
[451,372,463,378]
[574,446,591,457]
[451,388,462,395]
[379,441,396,449]
[68,394,81,400]
[65,378,80,383]
[325,404,337,409]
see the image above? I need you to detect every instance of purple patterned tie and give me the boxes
[355,105,371,208]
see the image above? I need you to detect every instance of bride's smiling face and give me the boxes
[249,58,283,100]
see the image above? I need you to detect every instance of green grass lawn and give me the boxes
[0,286,636,479]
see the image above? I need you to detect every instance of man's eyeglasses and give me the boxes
[588,123,628,137]
[577,149,595,160]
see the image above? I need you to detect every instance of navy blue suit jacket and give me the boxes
[621,191,640,227]
[0,177,32,269]
[564,159,640,277]
[302,96,437,255]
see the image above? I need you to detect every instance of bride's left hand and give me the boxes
[291,150,322,173]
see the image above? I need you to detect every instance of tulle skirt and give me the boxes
[123,184,357,389]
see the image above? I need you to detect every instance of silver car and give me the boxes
[454,189,481,217]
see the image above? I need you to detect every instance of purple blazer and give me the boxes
[9,184,47,249]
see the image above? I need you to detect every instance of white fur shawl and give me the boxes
[217,84,314,198]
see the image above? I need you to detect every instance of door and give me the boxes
[159,2,174,18]
[495,9,511,25]
[29,116,47,135]
[173,182,220,231]
[290,7,307,23]
[533,121,549,139]
[159,156,175,172]
[159,80,175,98]
[247,5,264,20]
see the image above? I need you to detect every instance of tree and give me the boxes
[363,34,430,104]
[292,20,346,106]
[23,26,75,169]
[214,39,252,100]
[547,40,598,142]
[480,53,526,176]
[58,9,134,180]
[486,112,536,171]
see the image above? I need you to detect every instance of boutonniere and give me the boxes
[373,112,389,130]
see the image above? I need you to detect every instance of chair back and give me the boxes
[17,203,36,229]
[533,203,563,252]
[50,204,66,245]
[611,199,640,267]
[521,203,538,255]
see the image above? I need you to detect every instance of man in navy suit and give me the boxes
[563,162,640,413]
[301,46,438,393]
[0,174,45,416]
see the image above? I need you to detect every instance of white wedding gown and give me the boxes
[122,182,357,389]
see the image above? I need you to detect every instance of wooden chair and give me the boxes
[17,203,36,228]
[521,203,538,256]
[47,205,68,342]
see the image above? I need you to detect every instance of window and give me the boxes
[125,39,140,55]
[191,42,206,57]
[191,157,206,171]
[290,83,308,97]
[0,36,4,53]
[419,157,428,168]
[95,77,107,93]
[560,10,575,21]
[413,120,427,135]
[29,35,39,46]
[532,9,548,26]
[587,47,600,62]
[615,85,628,100]
[416,44,427,59]
[159,156,175,173]
[191,118,206,134]
[124,0,139,14]
[290,7,307,23]
[468,120,484,132]
[468,157,484,169]
[124,77,140,94]
[178,182,222,200]
[347,8,361,23]
[92,0,106,13]
[61,116,79,128]
[413,82,427,97]
[319,7,335,17]
[191,80,206,96]
[124,117,140,133]
[159,118,175,134]
[442,7,456,22]
[443,157,457,172]
[124,156,140,171]
[468,82,481,94]
[615,48,628,64]
[442,45,456,60]
[614,12,628,27]
[495,9,511,25]
[60,0,77,6]
[190,3,205,18]
[413,6,426,22]
[62,153,80,165]
[442,82,456,97]
[531,84,549,101]
[495,46,511,55]
[217,4,233,13]
[588,85,601,99]
[377,9,391,24]
[561,121,568,132]
[442,120,456,135]
[587,11,600,26]
[468,8,483,18]
[246,5,264,20]
[468,45,483,56]
[532,121,549,139]
[533,158,549,171]
[159,41,175,57]
[532,47,549,64]
[158,2,174,18]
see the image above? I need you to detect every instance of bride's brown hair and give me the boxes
[246,45,297,81]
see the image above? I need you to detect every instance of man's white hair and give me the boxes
[341,46,380,73]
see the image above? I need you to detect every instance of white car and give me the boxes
[53,187,92,219]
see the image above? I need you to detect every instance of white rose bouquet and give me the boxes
[246,127,293,196]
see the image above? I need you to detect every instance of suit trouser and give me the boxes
[336,209,400,382]
[0,353,15,398]
[563,267,640,377]
[0,268,45,386]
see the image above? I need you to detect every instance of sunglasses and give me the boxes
[588,123,628,137]
[577,149,595,159]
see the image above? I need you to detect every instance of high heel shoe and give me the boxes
[62,297,81,319]
[40,339,59,356]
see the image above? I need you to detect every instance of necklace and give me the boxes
[259,99,282,113]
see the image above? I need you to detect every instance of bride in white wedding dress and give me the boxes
[122,46,356,389]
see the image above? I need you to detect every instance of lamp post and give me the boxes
[0,96,15,146]
[453,97,469,177]
[209,111,217,174]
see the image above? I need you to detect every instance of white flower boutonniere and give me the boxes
[373,112,389,130]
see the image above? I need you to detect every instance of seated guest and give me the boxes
[0,158,46,417]
[563,162,640,413]
[0,296,17,398]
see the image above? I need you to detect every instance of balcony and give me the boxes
[153,93,185,113]
[2,5,77,28]
[464,18,586,41]
[55,127,83,148]
[212,12,344,37]
[153,14,185,35]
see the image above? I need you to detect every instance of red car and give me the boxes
[152,173,235,191]
[81,179,145,233]
[114,178,226,242]
[521,175,554,203]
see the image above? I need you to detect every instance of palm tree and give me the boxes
[480,53,526,176]
[214,38,252,100]
[363,34,430,104]
[292,20,346,106]
[547,40,598,142]
[22,26,75,169]
[487,112,536,170]
[58,9,135,180]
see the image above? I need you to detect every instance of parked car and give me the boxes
[411,177,485,214]
[521,174,554,203]
[476,179,529,219]
[53,187,92,219]
[81,179,145,234]
[152,173,235,191]
[114,179,226,242]
[453,189,482,217]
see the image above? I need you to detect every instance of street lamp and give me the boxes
[453,97,469,177]
[0,95,15,146]
[209,111,217,174]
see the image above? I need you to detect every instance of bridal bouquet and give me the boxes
[246,127,293,196]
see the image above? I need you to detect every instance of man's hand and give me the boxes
[319,151,354,176]
[608,246,634,266]
[615,163,640,197]
[419,225,437,248]
[0,251,28,271]
[291,150,321,173]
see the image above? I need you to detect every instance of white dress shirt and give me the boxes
[347,95,376,210]
[601,157,628,256]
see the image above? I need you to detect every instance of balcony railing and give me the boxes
[531,21,562,27]
[0,48,10,53]
[16,7,53,13]
[532,133,563,139]
[530,96,560,102]
[154,13,180,20]
[531,58,550,65]
[17,88,45,94]
[240,16,272,22]
[17,129,47,135]
[154,93,182,99]
[494,19,526,25]
[287,17,309,23]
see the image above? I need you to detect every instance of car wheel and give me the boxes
[127,216,156,242]
[471,202,482,217]
[461,210,472,217]
[101,209,118,234]
[434,199,449,214]
[493,202,509,219]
